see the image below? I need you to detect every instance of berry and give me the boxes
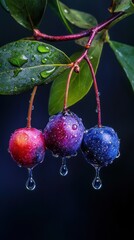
[81,126,120,167]
[44,110,85,157]
[9,127,46,168]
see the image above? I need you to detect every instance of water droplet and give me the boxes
[14,86,18,92]
[95,107,98,113]
[116,151,120,158]
[90,56,93,60]
[31,55,35,61]
[37,45,50,53]
[64,9,68,13]
[31,78,36,83]
[92,167,102,190]
[8,54,28,67]
[41,58,47,64]
[52,153,59,158]
[60,158,68,177]
[98,92,101,96]
[72,124,78,130]
[25,168,36,191]
[40,67,55,79]
[32,105,34,110]
[13,68,22,77]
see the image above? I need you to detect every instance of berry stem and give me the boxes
[84,55,102,127]
[27,86,38,128]
[63,65,75,111]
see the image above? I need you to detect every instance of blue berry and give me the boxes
[44,110,85,157]
[81,126,120,167]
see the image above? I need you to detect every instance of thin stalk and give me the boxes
[63,65,75,111]
[27,86,38,128]
[84,55,102,127]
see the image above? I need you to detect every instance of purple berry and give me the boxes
[44,110,85,157]
[81,126,120,167]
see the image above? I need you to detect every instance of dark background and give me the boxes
[0,1,134,239]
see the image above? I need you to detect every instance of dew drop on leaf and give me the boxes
[13,68,22,77]
[37,45,50,53]
[31,78,36,83]
[8,54,28,67]
[41,58,47,64]
[40,68,55,78]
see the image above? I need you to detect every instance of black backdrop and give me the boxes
[0,1,134,239]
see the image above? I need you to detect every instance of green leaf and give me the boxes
[0,0,9,11]
[5,0,48,30]
[109,0,134,13]
[48,0,73,32]
[59,1,97,29]
[109,40,134,90]
[49,39,103,115]
[0,40,71,95]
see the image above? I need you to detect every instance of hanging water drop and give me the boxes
[92,167,102,190]
[25,168,36,191]
[60,158,68,176]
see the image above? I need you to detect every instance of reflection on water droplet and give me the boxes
[60,158,68,176]
[41,58,47,64]
[37,45,50,53]
[72,124,78,130]
[40,67,55,78]
[8,54,28,67]
[26,168,36,191]
[95,107,98,113]
[64,9,68,13]
[92,167,102,190]
[90,56,93,60]
[52,153,59,158]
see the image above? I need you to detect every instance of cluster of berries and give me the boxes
[8,109,120,190]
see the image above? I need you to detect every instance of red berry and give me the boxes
[9,127,46,168]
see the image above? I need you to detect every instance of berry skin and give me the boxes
[9,128,46,168]
[44,110,85,157]
[81,126,120,167]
